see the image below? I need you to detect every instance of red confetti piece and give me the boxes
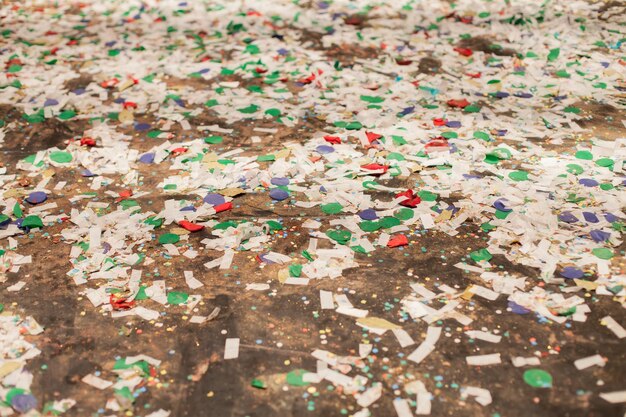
[179,220,204,232]
[361,163,389,173]
[118,188,133,198]
[396,189,421,207]
[365,132,383,143]
[100,78,119,88]
[171,147,188,155]
[110,294,135,310]
[447,98,470,108]
[214,202,233,213]
[388,234,409,247]
[454,47,473,57]
[433,118,447,126]
[80,137,96,147]
[324,135,341,144]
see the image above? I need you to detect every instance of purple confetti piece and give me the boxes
[43,98,59,107]
[604,213,619,223]
[25,191,47,205]
[508,301,530,314]
[558,211,578,223]
[560,266,584,279]
[579,178,598,187]
[204,193,225,206]
[11,394,37,413]
[269,188,289,201]
[493,198,512,212]
[138,153,155,164]
[316,145,335,154]
[134,122,151,131]
[590,230,610,242]
[271,177,290,186]
[81,169,95,177]
[582,212,599,223]
[359,208,378,220]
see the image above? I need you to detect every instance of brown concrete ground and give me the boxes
[1,1,625,417]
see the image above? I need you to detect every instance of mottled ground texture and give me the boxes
[0,1,625,417]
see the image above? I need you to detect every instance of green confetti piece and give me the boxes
[251,378,267,389]
[7,64,22,73]
[245,44,260,54]
[509,170,529,181]
[394,208,414,220]
[391,135,407,146]
[167,291,189,305]
[135,285,148,300]
[378,216,401,229]
[257,154,275,162]
[325,229,351,245]
[49,151,73,163]
[158,233,180,245]
[418,190,438,202]
[470,248,492,262]
[204,135,223,144]
[523,369,553,388]
[22,215,43,229]
[265,108,281,117]
[23,111,45,124]
[547,48,560,62]
[464,104,481,113]
[13,203,23,218]
[563,106,580,114]
[595,158,614,168]
[481,222,496,232]
[266,220,283,231]
[441,131,457,139]
[566,164,583,175]
[321,202,343,215]
[575,150,593,160]
[58,110,76,120]
[473,131,491,141]
[360,95,385,103]
[205,99,218,107]
[214,221,237,230]
[495,209,510,220]
[386,152,405,161]
[120,199,139,210]
[6,388,27,404]
[145,217,163,228]
[238,104,259,114]
[592,247,613,260]
[359,221,381,232]
[555,69,570,78]
[345,121,363,130]
[286,369,310,386]
[289,264,302,277]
